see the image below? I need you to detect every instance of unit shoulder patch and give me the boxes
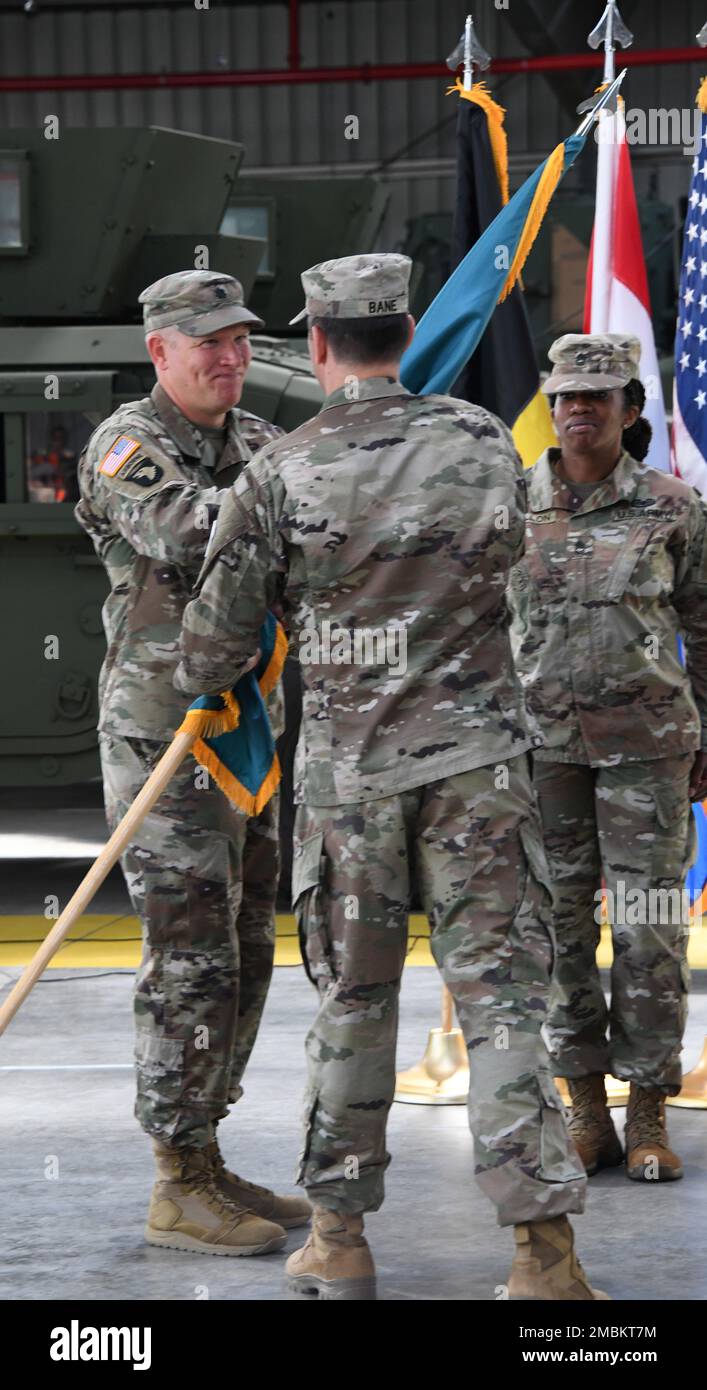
[91,424,190,500]
[122,457,165,490]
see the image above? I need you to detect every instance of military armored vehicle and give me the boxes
[0,127,386,787]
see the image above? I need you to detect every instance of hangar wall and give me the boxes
[0,0,705,246]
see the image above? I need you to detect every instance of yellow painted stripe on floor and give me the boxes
[0,913,706,971]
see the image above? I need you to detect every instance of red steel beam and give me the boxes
[0,46,704,93]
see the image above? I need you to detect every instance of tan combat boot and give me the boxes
[285,1205,377,1301]
[625,1084,683,1182]
[508,1216,610,1300]
[205,1138,312,1230]
[145,1141,287,1256]
[566,1074,624,1176]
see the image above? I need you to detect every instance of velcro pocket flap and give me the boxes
[292,831,325,903]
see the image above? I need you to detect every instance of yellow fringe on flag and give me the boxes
[176,621,288,813]
[451,78,509,207]
[498,141,566,303]
[698,77,707,113]
[259,621,289,699]
[189,740,282,816]
[177,623,288,742]
[178,701,239,739]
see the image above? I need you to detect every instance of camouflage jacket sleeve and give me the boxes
[673,492,707,750]
[174,461,285,695]
[77,426,227,568]
[501,422,528,564]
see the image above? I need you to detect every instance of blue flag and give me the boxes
[178,610,287,815]
[401,131,587,396]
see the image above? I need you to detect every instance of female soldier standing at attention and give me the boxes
[509,333,707,1184]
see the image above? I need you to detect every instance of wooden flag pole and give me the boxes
[441,982,454,1033]
[0,729,196,1038]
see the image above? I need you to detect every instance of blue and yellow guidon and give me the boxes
[178,611,288,815]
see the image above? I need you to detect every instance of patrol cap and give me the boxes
[289,253,412,326]
[140,269,264,337]
[542,333,642,394]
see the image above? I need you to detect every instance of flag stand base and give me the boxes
[394,1028,470,1105]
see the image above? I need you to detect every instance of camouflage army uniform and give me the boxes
[508,336,707,1094]
[175,254,587,1225]
[77,368,283,1149]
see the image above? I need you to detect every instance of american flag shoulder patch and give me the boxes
[99,435,142,477]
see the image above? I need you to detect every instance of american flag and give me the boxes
[674,98,707,918]
[98,434,141,478]
[673,106,707,496]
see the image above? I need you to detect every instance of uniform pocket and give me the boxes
[135,1029,185,1102]
[124,736,171,771]
[652,767,695,883]
[604,522,673,600]
[510,819,556,985]
[292,830,334,990]
[537,1071,580,1183]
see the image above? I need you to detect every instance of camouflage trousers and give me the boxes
[292,755,587,1226]
[100,733,279,1149]
[532,756,695,1095]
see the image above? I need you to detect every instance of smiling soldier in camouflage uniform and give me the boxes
[76,269,310,1256]
[174,254,608,1302]
[508,333,707,1184]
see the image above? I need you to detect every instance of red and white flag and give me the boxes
[584,104,670,472]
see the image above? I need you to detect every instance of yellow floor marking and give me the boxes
[0,912,706,970]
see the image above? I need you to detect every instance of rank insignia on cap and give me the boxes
[99,435,142,476]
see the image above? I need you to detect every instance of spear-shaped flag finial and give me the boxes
[446,14,491,92]
[588,1,633,83]
[587,1,634,55]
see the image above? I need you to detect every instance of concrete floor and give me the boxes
[1,961,706,1302]
[1,789,705,1302]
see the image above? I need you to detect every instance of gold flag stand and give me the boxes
[394,985,470,1105]
[394,989,633,1109]
[667,1035,707,1110]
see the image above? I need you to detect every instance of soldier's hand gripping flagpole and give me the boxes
[0,728,197,1038]
[0,630,280,1038]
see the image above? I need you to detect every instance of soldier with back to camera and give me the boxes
[175,253,610,1302]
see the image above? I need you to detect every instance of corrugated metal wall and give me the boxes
[0,0,705,249]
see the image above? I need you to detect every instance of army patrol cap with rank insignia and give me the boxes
[139,269,265,337]
[541,332,642,394]
[289,253,412,325]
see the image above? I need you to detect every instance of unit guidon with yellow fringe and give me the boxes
[178,610,287,815]
[400,102,588,419]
